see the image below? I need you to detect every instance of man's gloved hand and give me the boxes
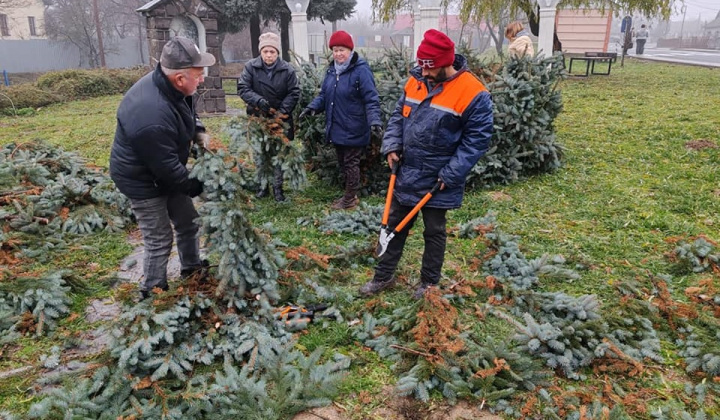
[371,125,384,141]
[194,131,210,148]
[258,99,271,114]
[187,179,203,198]
[298,107,315,119]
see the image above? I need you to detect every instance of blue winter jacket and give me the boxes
[308,52,382,147]
[382,54,493,209]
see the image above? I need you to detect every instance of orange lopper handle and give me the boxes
[394,180,442,233]
[381,163,399,226]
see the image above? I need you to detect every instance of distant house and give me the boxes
[0,0,45,40]
[706,10,720,31]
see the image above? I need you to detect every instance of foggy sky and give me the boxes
[350,0,719,22]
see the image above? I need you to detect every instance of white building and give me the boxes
[0,0,45,40]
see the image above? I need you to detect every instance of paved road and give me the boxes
[626,46,720,68]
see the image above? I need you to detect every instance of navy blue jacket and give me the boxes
[382,55,493,209]
[110,64,202,200]
[308,52,382,147]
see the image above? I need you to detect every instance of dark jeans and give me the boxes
[335,145,363,198]
[636,39,646,55]
[130,194,202,292]
[373,196,448,284]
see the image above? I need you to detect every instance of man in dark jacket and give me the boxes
[109,36,215,299]
[359,29,493,299]
[238,32,300,202]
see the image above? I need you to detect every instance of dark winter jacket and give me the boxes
[308,52,382,147]
[238,56,300,139]
[110,64,203,200]
[382,54,493,209]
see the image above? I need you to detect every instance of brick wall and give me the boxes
[143,0,226,114]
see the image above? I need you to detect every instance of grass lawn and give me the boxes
[0,59,719,418]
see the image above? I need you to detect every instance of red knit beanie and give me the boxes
[416,29,455,69]
[329,30,354,50]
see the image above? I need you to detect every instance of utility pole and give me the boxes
[679,5,687,39]
[93,0,106,67]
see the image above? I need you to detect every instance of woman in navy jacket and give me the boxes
[301,31,383,210]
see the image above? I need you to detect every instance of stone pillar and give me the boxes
[285,0,310,62]
[536,0,561,57]
[412,0,422,59]
[416,0,441,56]
[139,0,225,114]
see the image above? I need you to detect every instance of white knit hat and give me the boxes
[258,32,281,53]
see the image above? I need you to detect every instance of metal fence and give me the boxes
[0,38,148,73]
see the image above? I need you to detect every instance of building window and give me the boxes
[0,14,9,37]
[28,16,37,36]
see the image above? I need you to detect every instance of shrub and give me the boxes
[0,83,64,113]
[37,67,149,99]
[0,67,149,113]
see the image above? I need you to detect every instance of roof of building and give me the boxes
[706,10,720,29]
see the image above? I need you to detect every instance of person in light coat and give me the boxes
[506,21,535,58]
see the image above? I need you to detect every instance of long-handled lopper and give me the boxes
[375,169,442,257]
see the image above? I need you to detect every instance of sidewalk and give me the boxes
[624,46,720,68]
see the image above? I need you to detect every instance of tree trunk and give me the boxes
[218,31,227,65]
[92,0,106,67]
[137,12,145,64]
[250,14,260,57]
[486,18,506,57]
[280,11,290,62]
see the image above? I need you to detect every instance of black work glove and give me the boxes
[193,131,210,148]
[258,99,271,114]
[371,125,384,141]
[187,179,203,198]
[298,107,315,119]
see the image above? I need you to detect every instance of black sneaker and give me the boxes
[181,259,210,280]
[358,277,396,296]
[412,282,436,300]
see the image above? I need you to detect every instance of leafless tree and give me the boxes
[43,0,146,68]
[0,0,32,12]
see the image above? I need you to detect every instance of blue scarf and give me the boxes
[334,58,351,75]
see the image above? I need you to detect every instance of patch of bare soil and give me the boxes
[488,191,513,202]
[684,139,717,150]
[293,399,503,420]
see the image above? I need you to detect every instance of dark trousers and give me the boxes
[335,145,363,198]
[373,196,448,284]
[636,39,646,55]
[130,194,201,292]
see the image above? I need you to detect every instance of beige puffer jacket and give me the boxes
[508,35,535,58]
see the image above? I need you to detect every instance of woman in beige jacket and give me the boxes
[505,21,535,58]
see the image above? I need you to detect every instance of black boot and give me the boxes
[256,187,269,198]
[274,186,286,202]
[273,167,286,202]
[181,259,210,282]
